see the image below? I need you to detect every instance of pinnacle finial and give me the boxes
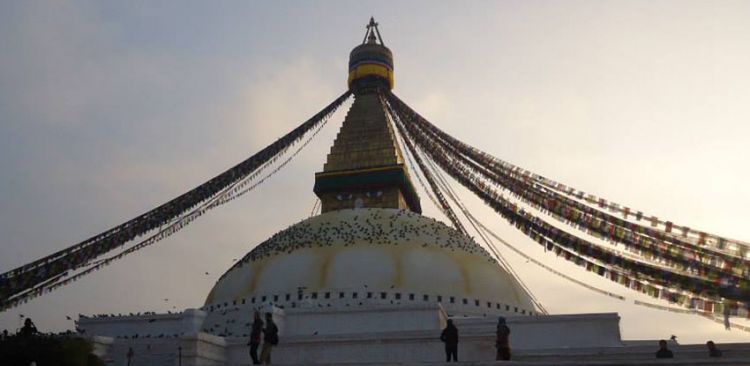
[349,18,394,92]
[362,17,385,46]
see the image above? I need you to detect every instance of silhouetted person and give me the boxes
[440,319,459,362]
[127,347,134,366]
[655,339,674,358]
[707,341,722,357]
[723,306,731,330]
[19,318,37,338]
[247,311,264,364]
[260,313,278,364]
[495,317,511,361]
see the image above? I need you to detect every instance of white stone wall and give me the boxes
[453,312,623,350]
[91,332,226,366]
[283,304,444,336]
[80,304,626,365]
[271,310,623,364]
[78,309,206,339]
[181,332,227,366]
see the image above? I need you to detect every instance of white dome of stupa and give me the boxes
[205,208,538,316]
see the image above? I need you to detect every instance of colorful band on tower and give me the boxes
[348,17,394,91]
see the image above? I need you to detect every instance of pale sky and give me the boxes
[1,1,749,344]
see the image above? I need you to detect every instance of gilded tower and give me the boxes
[313,18,421,213]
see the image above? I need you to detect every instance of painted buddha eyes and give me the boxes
[336,193,353,201]
[337,191,382,201]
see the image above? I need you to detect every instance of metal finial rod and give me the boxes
[362,17,385,46]
[372,18,386,46]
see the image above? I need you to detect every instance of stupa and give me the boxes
[75,19,750,366]
[204,16,538,318]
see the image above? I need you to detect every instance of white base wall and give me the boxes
[270,309,622,364]
[90,332,226,366]
[78,308,206,338]
[82,304,628,365]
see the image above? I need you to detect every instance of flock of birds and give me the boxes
[220,208,496,281]
[115,333,183,339]
[79,311,167,319]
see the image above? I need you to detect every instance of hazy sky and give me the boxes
[1,1,749,344]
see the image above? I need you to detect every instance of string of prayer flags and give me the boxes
[0,91,352,310]
[387,93,749,260]
[392,96,748,283]
[388,91,750,319]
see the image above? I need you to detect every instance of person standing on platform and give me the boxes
[655,339,674,358]
[706,341,722,357]
[440,319,459,362]
[260,313,278,364]
[19,318,38,338]
[495,317,511,361]
[126,347,134,366]
[247,311,264,364]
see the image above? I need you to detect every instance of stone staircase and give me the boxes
[509,342,750,365]
[276,342,750,366]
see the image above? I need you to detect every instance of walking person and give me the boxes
[495,317,511,361]
[723,305,731,330]
[440,319,459,362]
[247,311,264,364]
[260,313,278,364]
